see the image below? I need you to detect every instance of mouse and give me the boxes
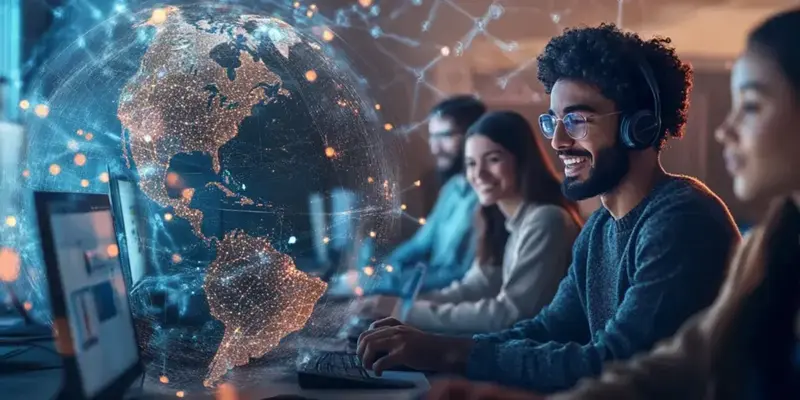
[262,396,317,400]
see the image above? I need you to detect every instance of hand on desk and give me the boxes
[426,379,545,400]
[356,317,474,376]
[350,295,399,319]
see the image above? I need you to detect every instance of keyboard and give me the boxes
[297,352,415,390]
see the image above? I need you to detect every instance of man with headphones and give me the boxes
[354,24,741,394]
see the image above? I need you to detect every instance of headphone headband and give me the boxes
[637,61,662,136]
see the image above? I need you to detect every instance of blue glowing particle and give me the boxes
[370,6,380,17]
[369,26,382,38]
[489,4,504,19]
[412,0,422,5]
[288,236,297,245]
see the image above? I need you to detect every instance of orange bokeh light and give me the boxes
[106,244,119,258]
[74,153,87,166]
[0,248,21,283]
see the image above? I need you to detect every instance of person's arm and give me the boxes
[549,229,761,400]
[468,219,592,345]
[420,260,496,305]
[406,207,576,334]
[386,180,454,267]
[464,211,737,393]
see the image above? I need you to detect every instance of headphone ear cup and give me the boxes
[620,111,658,150]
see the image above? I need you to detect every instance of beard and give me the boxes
[560,143,630,201]
[436,151,465,185]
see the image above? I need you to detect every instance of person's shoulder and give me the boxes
[646,175,733,219]
[522,204,573,226]
[441,174,473,196]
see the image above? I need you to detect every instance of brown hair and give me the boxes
[467,111,583,267]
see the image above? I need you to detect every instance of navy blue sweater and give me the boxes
[465,175,741,393]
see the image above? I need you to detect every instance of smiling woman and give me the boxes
[376,110,584,334]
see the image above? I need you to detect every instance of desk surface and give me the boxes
[1,336,429,400]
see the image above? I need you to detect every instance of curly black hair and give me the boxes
[536,23,693,150]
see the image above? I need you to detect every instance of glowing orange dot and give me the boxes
[354,286,364,296]
[106,244,119,258]
[181,188,195,201]
[400,204,407,211]
[5,216,16,227]
[19,100,30,110]
[310,3,318,10]
[80,179,90,188]
[99,172,109,183]
[419,218,427,225]
[164,213,173,222]
[367,177,374,183]
[150,8,168,24]
[374,104,381,110]
[441,46,451,56]
[76,129,84,136]
[322,236,330,244]
[159,375,169,384]
[363,266,375,276]
[73,153,87,166]
[293,1,300,7]
[384,123,393,131]
[305,70,318,82]
[34,104,49,118]
[359,0,373,7]
[171,254,182,264]
[175,391,185,398]
[324,147,336,158]
[23,301,32,311]
[49,164,61,176]
[84,133,94,141]
[369,231,376,238]
[306,10,314,18]
[22,169,30,178]
[414,180,421,187]
[385,265,394,273]
[322,29,334,42]
[166,172,180,187]
[0,248,21,283]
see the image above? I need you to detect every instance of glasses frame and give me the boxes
[538,111,622,140]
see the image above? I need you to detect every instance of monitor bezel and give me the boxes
[35,191,144,399]
[107,173,144,291]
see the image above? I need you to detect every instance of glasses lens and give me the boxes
[563,113,587,139]
[538,115,555,138]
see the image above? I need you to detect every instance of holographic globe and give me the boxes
[19,3,397,387]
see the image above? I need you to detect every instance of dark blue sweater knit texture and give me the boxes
[466,175,741,393]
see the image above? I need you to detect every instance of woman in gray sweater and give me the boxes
[362,111,582,334]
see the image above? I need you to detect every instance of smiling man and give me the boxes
[356,24,741,393]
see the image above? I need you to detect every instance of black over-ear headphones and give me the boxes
[619,61,662,150]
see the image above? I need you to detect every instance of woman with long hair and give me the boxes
[363,110,582,334]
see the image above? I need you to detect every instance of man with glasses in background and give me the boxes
[355,24,740,394]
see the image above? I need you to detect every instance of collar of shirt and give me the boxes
[504,202,534,233]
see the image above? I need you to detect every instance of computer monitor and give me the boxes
[394,263,427,323]
[35,192,142,399]
[108,175,149,290]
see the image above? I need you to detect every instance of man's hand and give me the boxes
[426,379,546,400]
[356,318,474,376]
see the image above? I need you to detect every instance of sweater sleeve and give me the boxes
[464,209,738,393]
[549,229,762,400]
[405,207,576,334]
[420,260,496,305]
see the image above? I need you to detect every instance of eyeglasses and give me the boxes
[538,112,621,140]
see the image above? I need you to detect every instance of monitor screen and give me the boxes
[110,178,147,287]
[47,199,139,398]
